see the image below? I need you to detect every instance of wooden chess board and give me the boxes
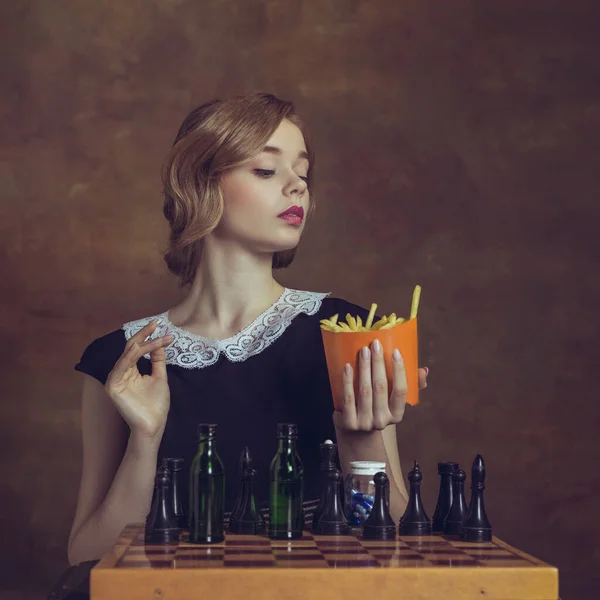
[92,524,558,600]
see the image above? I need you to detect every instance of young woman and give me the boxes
[67,92,428,565]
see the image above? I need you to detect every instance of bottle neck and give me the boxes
[277,436,297,453]
[198,435,217,452]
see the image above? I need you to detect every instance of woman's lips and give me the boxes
[278,206,304,225]
[278,214,303,225]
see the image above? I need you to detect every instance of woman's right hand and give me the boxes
[105,320,174,439]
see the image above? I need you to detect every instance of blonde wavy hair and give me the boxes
[162,92,315,288]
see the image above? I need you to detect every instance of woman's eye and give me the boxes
[254,169,275,178]
[254,169,308,184]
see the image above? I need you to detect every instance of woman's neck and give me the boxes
[167,246,286,340]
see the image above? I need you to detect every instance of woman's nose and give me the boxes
[287,176,307,197]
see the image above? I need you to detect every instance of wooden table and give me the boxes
[92,524,559,599]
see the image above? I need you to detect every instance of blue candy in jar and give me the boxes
[344,461,387,525]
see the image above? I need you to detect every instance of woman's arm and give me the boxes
[68,322,173,564]
[334,424,408,523]
[331,338,428,524]
[67,376,162,565]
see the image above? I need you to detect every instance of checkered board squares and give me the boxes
[93,525,559,600]
[115,529,542,570]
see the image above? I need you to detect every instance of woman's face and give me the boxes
[215,118,310,256]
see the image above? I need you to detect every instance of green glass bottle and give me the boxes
[189,423,225,543]
[269,423,304,539]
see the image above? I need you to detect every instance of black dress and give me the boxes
[74,289,371,523]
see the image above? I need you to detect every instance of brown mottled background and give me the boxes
[1,1,599,599]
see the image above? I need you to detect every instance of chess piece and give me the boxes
[443,469,468,536]
[312,440,338,532]
[230,447,253,522]
[145,465,180,544]
[362,472,397,540]
[432,462,458,534]
[461,455,492,542]
[313,469,350,535]
[228,468,266,535]
[399,461,432,535]
[165,457,186,529]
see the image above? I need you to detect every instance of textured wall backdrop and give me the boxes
[1,1,599,598]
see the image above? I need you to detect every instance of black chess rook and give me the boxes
[432,462,458,534]
[362,472,397,540]
[399,461,432,536]
[443,469,468,536]
[145,465,180,545]
[461,454,492,542]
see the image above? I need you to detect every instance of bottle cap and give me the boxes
[166,457,184,471]
[349,461,386,476]
[277,423,298,438]
[197,423,218,437]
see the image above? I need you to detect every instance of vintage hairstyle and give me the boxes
[162,92,315,288]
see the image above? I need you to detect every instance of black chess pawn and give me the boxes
[443,469,468,536]
[228,468,265,535]
[145,465,180,544]
[165,457,186,529]
[362,472,397,540]
[461,455,492,542]
[313,469,350,536]
[432,462,458,534]
[312,440,338,532]
[230,447,253,522]
[399,461,432,536]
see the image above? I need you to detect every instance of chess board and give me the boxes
[92,524,558,600]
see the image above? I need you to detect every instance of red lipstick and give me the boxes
[278,205,304,225]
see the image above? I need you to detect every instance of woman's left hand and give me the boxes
[332,338,428,432]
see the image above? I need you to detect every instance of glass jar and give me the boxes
[344,461,387,526]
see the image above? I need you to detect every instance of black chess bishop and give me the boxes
[461,455,492,542]
[399,461,432,536]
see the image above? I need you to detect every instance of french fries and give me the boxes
[319,285,421,332]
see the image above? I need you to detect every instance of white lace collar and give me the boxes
[122,288,330,369]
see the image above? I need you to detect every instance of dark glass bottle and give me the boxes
[189,424,225,543]
[269,423,304,539]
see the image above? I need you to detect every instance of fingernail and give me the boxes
[392,348,401,362]
[344,363,352,375]
[372,339,382,354]
[361,346,371,360]
[425,367,429,376]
